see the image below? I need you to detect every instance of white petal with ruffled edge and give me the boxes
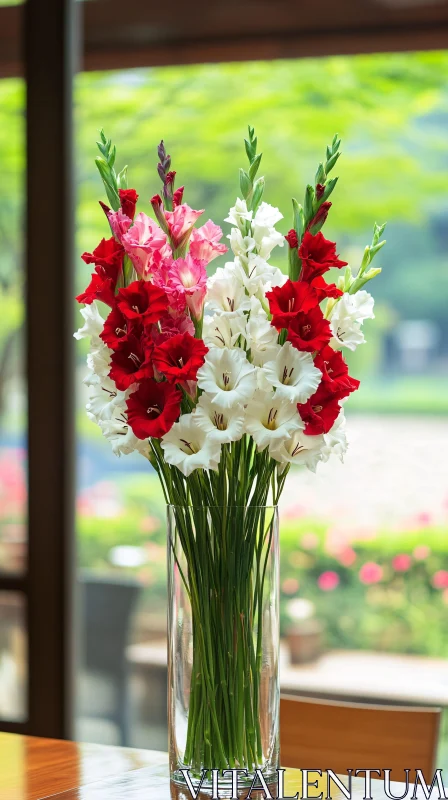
[271,428,325,473]
[161,414,222,476]
[261,342,321,404]
[245,391,304,452]
[196,347,258,410]
[194,395,245,444]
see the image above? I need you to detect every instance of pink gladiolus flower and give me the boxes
[108,209,133,241]
[152,312,195,345]
[392,554,412,572]
[317,570,340,591]
[414,544,430,561]
[432,570,448,590]
[359,562,383,585]
[121,212,169,277]
[164,203,204,250]
[189,220,227,265]
[168,255,208,321]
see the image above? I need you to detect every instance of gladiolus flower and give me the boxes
[117,280,169,327]
[262,342,321,405]
[77,237,124,306]
[107,209,133,241]
[392,554,412,572]
[311,276,343,302]
[316,183,325,200]
[168,255,208,320]
[126,379,182,440]
[119,188,138,220]
[189,220,227,265]
[151,312,195,345]
[287,307,332,353]
[161,413,222,476]
[153,332,208,384]
[173,186,184,208]
[109,334,154,390]
[308,201,332,233]
[317,571,340,591]
[101,305,142,350]
[314,346,360,395]
[266,280,318,329]
[299,231,347,283]
[359,562,383,585]
[164,203,204,250]
[298,382,345,435]
[121,212,169,277]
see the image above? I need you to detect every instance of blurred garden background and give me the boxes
[0,50,447,743]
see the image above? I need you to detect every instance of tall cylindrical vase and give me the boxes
[167,504,280,795]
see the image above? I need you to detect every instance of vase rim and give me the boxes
[167,503,278,510]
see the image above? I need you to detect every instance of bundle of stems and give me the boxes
[150,437,288,773]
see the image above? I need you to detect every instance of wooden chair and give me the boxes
[280,694,441,776]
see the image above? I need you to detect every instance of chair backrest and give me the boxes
[280,694,440,776]
[80,572,141,675]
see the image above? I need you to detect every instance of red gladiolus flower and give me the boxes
[310,276,343,302]
[266,280,318,329]
[77,237,124,306]
[117,280,169,327]
[314,346,360,395]
[285,229,298,249]
[76,272,116,307]
[153,333,208,384]
[298,382,344,435]
[126,379,182,440]
[119,188,139,220]
[287,307,332,353]
[299,231,347,283]
[109,334,153,390]
[101,305,142,350]
[316,183,325,200]
[81,237,124,274]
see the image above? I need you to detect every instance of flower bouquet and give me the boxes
[76,128,386,793]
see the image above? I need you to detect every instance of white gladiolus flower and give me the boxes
[161,414,222,476]
[253,201,283,229]
[206,268,251,317]
[74,301,104,341]
[203,313,246,350]
[228,228,256,259]
[225,198,253,230]
[86,342,111,381]
[196,347,258,409]
[86,376,126,423]
[271,429,325,473]
[194,395,245,444]
[321,410,348,463]
[243,255,287,297]
[330,291,375,351]
[246,313,278,367]
[99,406,150,458]
[245,391,304,452]
[261,342,321,404]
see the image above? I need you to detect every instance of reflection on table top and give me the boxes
[0,732,428,799]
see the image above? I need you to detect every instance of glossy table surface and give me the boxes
[0,733,426,799]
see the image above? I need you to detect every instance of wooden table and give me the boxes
[0,732,426,799]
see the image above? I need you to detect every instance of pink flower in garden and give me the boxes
[414,544,431,561]
[121,212,169,277]
[168,255,208,321]
[189,220,227,265]
[338,547,356,567]
[282,578,299,595]
[432,570,448,590]
[392,554,412,572]
[164,203,204,250]
[359,562,383,585]
[317,571,340,591]
[107,209,133,241]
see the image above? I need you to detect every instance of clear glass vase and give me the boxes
[167,504,280,797]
